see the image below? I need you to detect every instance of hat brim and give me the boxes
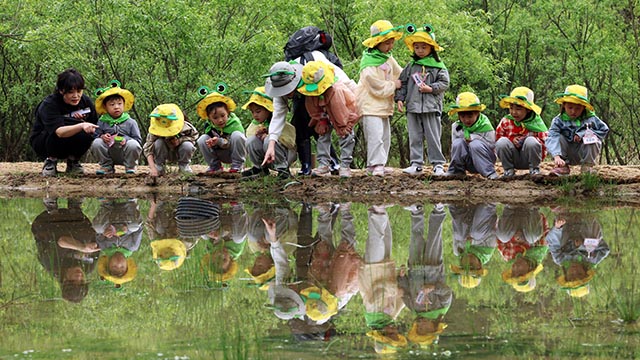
[197,93,237,120]
[362,31,403,49]
[557,268,596,289]
[268,285,306,320]
[151,239,187,271]
[297,75,337,97]
[407,322,447,346]
[403,33,443,52]
[555,96,594,112]
[448,104,486,116]
[97,255,138,284]
[201,255,238,282]
[499,97,542,115]
[502,263,543,285]
[242,94,274,112]
[95,87,135,115]
[265,63,303,98]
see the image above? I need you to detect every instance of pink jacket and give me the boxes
[305,81,360,137]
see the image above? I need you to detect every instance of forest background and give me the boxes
[1,0,639,168]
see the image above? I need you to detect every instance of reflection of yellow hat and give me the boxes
[297,61,337,97]
[244,266,276,286]
[499,87,542,115]
[241,86,273,112]
[557,267,595,298]
[447,92,486,116]
[366,330,408,354]
[450,263,488,288]
[97,255,137,287]
[300,286,338,323]
[148,104,185,137]
[151,239,187,271]
[94,80,135,115]
[196,83,237,119]
[362,20,404,48]
[407,321,447,347]
[403,24,443,52]
[502,263,543,293]
[555,84,594,112]
[201,254,238,282]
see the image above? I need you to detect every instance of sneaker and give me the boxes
[529,167,541,175]
[339,167,352,178]
[444,170,465,177]
[66,159,84,174]
[501,169,515,178]
[433,165,445,176]
[229,167,241,174]
[96,167,115,175]
[42,158,58,177]
[125,168,136,174]
[205,165,223,175]
[403,204,423,213]
[550,165,570,176]
[312,165,332,177]
[403,164,423,175]
[487,172,499,180]
[298,163,311,176]
[383,167,394,175]
[179,164,193,174]
[581,164,597,175]
[372,165,385,176]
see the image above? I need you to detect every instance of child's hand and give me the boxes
[394,79,402,89]
[553,155,565,167]
[261,218,277,243]
[168,137,180,148]
[206,137,219,148]
[149,167,159,177]
[513,136,524,149]
[419,84,433,93]
[101,133,113,143]
[555,218,566,228]
[573,134,581,142]
[397,100,404,113]
[262,142,276,166]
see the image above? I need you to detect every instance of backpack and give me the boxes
[284,26,343,69]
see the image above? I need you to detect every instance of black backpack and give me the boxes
[284,26,343,69]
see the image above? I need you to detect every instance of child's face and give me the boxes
[415,317,439,335]
[207,106,229,128]
[460,253,482,270]
[376,38,396,54]
[60,88,83,106]
[248,103,270,123]
[413,42,432,58]
[251,253,274,275]
[458,111,480,127]
[565,262,588,281]
[511,257,533,277]
[509,104,529,122]
[64,266,85,284]
[105,97,125,118]
[563,102,586,119]
[108,252,128,277]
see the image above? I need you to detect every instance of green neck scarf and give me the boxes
[509,245,549,265]
[365,312,394,329]
[99,112,131,126]
[560,110,596,127]
[461,240,496,265]
[251,119,270,128]
[457,113,494,140]
[416,306,450,319]
[412,56,446,69]
[206,112,245,135]
[506,113,548,132]
[359,49,391,72]
[101,246,133,258]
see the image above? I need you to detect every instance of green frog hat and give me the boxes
[362,20,404,48]
[499,86,542,115]
[555,84,594,112]
[148,104,185,137]
[196,82,237,120]
[297,61,337,97]
[448,92,486,116]
[403,23,443,52]
[94,80,135,115]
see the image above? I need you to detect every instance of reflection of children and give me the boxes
[496,87,548,177]
[497,205,549,292]
[144,104,198,176]
[357,20,404,177]
[91,81,142,175]
[449,203,497,289]
[396,24,449,176]
[359,205,407,354]
[446,92,498,179]
[546,85,609,176]
[547,209,610,298]
[196,84,247,174]
[242,86,296,179]
[398,203,451,347]
[31,198,99,302]
[298,61,359,178]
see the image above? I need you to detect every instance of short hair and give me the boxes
[56,68,86,94]
[205,102,228,116]
[103,93,125,104]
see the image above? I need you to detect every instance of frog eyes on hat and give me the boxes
[406,23,417,34]
[197,82,229,98]
[215,82,228,94]
[405,23,434,35]
[94,79,122,96]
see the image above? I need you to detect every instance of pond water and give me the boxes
[1,197,639,359]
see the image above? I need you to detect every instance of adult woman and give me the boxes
[30,68,99,176]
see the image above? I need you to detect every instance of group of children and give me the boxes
[33,20,610,179]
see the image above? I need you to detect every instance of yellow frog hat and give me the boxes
[499,86,542,115]
[148,104,185,137]
[555,84,594,112]
[362,20,404,48]
[502,263,544,293]
[196,82,237,120]
[97,254,137,287]
[297,61,337,97]
[403,23,443,52]
[300,286,338,324]
[241,86,273,112]
[151,239,187,271]
[94,80,135,115]
[557,267,596,298]
[407,321,448,347]
[447,92,486,116]
[366,329,408,354]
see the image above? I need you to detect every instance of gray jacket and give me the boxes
[545,113,609,158]
[395,63,449,114]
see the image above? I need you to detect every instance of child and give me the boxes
[242,86,296,179]
[143,104,198,176]
[546,85,609,176]
[357,20,404,176]
[91,80,142,174]
[298,61,359,177]
[196,84,247,174]
[446,92,498,179]
[395,24,449,176]
[496,87,548,177]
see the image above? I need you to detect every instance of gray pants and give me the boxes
[496,137,543,170]
[154,138,195,167]
[91,138,142,169]
[449,138,496,177]
[364,207,393,263]
[496,205,544,244]
[317,130,355,168]
[246,135,295,172]
[556,136,601,166]
[408,207,446,266]
[406,112,446,166]
[197,132,247,170]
